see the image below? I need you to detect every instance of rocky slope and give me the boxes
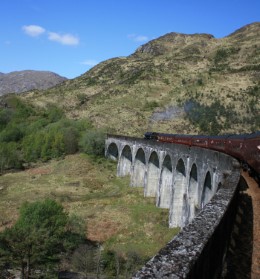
[20,22,260,136]
[0,70,67,96]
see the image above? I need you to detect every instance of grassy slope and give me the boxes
[20,22,260,136]
[0,154,178,257]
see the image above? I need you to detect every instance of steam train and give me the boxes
[144,131,260,183]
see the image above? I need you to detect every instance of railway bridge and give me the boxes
[105,134,239,228]
[105,134,242,278]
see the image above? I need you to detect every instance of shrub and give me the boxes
[0,109,13,129]
[144,101,160,111]
[44,105,64,123]
[0,199,84,278]
[214,49,228,64]
[79,129,106,156]
[184,98,238,134]
[63,126,79,154]
[0,142,22,173]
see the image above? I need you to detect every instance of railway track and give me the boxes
[241,171,260,279]
[223,171,259,278]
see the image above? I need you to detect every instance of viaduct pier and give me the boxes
[105,134,242,278]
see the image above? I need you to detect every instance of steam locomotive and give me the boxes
[144,131,260,183]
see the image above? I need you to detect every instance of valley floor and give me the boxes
[0,154,179,270]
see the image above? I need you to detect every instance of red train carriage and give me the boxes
[224,134,246,162]
[157,133,192,145]
[242,131,260,176]
[191,135,209,148]
[208,135,227,153]
[144,131,260,183]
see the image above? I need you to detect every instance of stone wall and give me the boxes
[105,135,240,228]
[105,135,242,278]
[133,170,240,278]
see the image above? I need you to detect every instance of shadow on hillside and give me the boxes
[223,176,253,279]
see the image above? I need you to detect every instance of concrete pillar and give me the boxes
[170,159,187,228]
[132,148,146,187]
[145,151,160,197]
[118,145,132,177]
[187,163,199,223]
[157,155,172,208]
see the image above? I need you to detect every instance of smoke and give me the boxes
[150,105,184,121]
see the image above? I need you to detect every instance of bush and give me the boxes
[184,98,239,134]
[0,97,96,169]
[0,142,22,173]
[214,49,228,64]
[0,199,84,278]
[0,124,24,142]
[79,129,106,156]
[63,126,79,154]
[143,101,159,111]
[0,109,13,129]
[44,105,64,122]
[22,129,65,162]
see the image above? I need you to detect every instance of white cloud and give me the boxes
[128,34,148,42]
[22,24,80,46]
[22,25,46,37]
[48,32,79,46]
[80,59,98,66]
[134,35,149,42]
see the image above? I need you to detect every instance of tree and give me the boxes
[72,243,101,278]
[0,108,13,129]
[79,129,106,157]
[0,142,22,173]
[63,126,79,154]
[0,199,82,278]
[124,251,142,278]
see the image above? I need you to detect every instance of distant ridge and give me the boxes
[227,21,260,37]
[0,70,67,96]
[19,22,260,136]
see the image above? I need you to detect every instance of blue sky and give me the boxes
[1,0,259,79]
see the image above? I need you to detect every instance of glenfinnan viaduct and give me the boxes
[105,134,242,278]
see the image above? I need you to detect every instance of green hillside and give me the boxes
[20,22,260,136]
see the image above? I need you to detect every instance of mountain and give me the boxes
[0,70,67,96]
[20,22,260,136]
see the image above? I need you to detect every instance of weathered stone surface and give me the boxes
[133,171,240,279]
[106,135,239,228]
[105,135,241,278]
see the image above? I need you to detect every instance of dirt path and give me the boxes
[242,171,260,279]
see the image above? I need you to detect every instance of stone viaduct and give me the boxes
[105,134,242,278]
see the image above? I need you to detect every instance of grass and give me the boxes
[0,153,179,259]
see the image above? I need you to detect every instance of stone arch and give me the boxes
[201,171,213,208]
[170,158,187,227]
[132,148,146,187]
[107,142,119,161]
[145,151,160,197]
[187,163,199,223]
[158,154,172,208]
[118,145,132,177]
